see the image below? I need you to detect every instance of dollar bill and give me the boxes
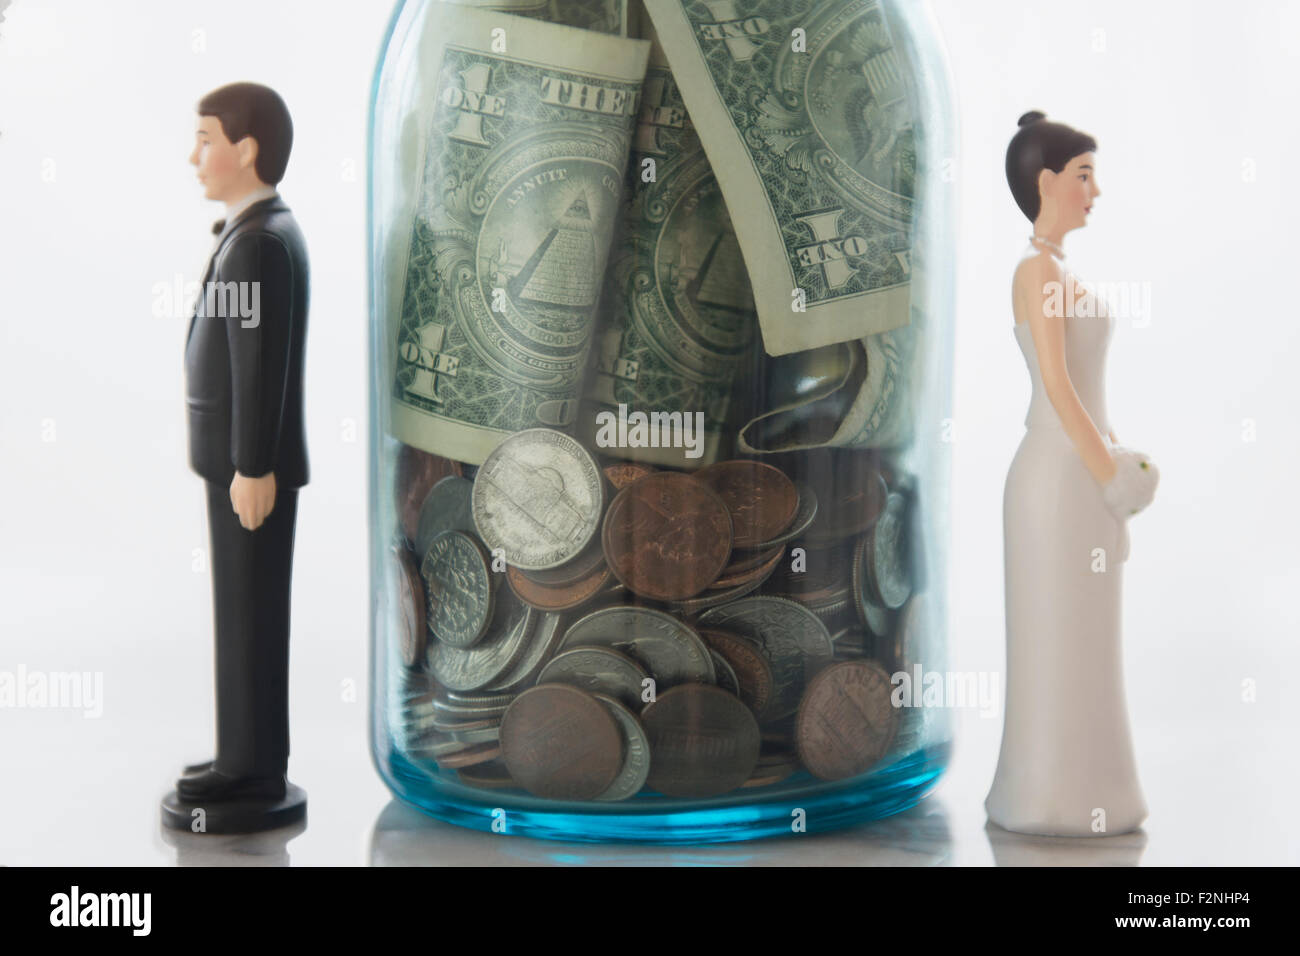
[578,12,759,467]
[459,0,632,35]
[386,4,650,464]
[641,0,917,356]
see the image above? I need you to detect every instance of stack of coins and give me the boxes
[386,430,929,801]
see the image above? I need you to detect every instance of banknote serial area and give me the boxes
[368,0,955,843]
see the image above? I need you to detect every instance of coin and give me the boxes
[537,646,648,711]
[506,561,610,612]
[803,451,889,545]
[752,481,818,550]
[499,684,624,800]
[455,759,516,790]
[708,650,741,697]
[642,684,761,797]
[484,610,564,693]
[390,544,426,669]
[517,537,605,587]
[414,475,476,559]
[397,446,462,546]
[698,596,834,719]
[699,628,775,719]
[888,592,929,674]
[435,743,503,770]
[559,606,715,688]
[829,625,872,661]
[710,545,784,591]
[591,694,651,802]
[695,460,799,550]
[740,751,801,789]
[601,472,732,601]
[795,660,899,781]
[603,461,655,490]
[421,530,495,648]
[864,492,911,610]
[427,587,534,691]
[473,428,604,571]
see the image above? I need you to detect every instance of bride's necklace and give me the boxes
[1030,234,1065,259]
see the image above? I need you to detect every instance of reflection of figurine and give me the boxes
[163,83,310,832]
[986,112,1158,837]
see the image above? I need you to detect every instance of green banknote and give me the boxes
[387,4,649,464]
[460,0,632,35]
[578,16,759,468]
[642,0,917,356]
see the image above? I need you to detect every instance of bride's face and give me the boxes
[1048,151,1101,232]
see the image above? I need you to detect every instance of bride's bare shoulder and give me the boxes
[1012,251,1064,300]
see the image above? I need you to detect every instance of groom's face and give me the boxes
[189,114,246,203]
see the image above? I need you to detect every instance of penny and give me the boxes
[865,492,911,610]
[484,610,564,693]
[427,587,534,691]
[603,461,655,490]
[752,481,818,550]
[795,660,899,781]
[499,684,624,800]
[829,625,872,661]
[710,545,784,591]
[507,561,611,612]
[390,544,426,669]
[740,751,800,789]
[665,557,778,613]
[456,759,516,790]
[803,451,889,545]
[698,596,834,720]
[473,428,604,571]
[414,475,476,559]
[602,472,732,601]
[559,606,715,688]
[591,693,651,802]
[397,445,462,546]
[642,684,760,798]
[695,460,798,550]
[714,541,783,578]
[699,628,774,719]
[537,646,648,711]
[421,530,495,648]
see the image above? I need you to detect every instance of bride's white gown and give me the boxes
[985,310,1147,836]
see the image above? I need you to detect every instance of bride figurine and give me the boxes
[985,111,1159,837]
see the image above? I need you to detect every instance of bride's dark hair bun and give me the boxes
[1018,110,1046,127]
[1006,113,1097,221]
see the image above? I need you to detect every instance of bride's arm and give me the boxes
[1020,255,1117,485]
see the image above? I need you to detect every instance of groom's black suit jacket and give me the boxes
[185,196,310,489]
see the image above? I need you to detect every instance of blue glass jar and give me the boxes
[368,0,956,843]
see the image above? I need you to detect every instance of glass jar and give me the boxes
[368,0,956,843]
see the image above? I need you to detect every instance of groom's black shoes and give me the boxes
[182,759,214,776]
[175,769,287,802]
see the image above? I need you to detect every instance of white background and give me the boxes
[1,0,1296,865]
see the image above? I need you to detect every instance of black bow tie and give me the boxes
[212,219,226,236]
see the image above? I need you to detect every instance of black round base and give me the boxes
[160,783,307,834]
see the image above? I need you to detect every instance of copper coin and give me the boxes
[804,452,888,545]
[456,759,516,790]
[740,751,800,789]
[506,561,611,612]
[436,743,503,770]
[390,544,426,669]
[499,684,623,800]
[603,461,656,490]
[795,660,899,781]
[396,445,462,545]
[715,541,784,578]
[642,683,760,797]
[518,537,606,587]
[695,460,798,549]
[601,472,732,601]
[709,545,784,591]
[699,628,774,718]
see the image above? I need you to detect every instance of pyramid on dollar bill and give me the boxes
[507,192,598,310]
[687,230,754,314]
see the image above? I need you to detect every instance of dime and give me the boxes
[642,684,760,798]
[698,596,834,720]
[473,428,604,571]
[421,530,495,648]
[795,660,899,781]
[601,472,732,601]
[865,492,911,610]
[603,461,656,490]
[390,544,426,669]
[695,460,799,550]
[591,694,651,802]
[499,684,624,800]
[414,475,476,558]
[484,611,564,693]
[559,606,715,687]
[427,587,534,691]
[537,646,648,711]
[699,628,775,719]
[397,445,462,546]
[506,561,611,612]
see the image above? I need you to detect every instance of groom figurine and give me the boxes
[163,82,309,832]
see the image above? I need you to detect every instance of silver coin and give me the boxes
[415,476,476,559]
[473,428,604,571]
[484,611,564,693]
[559,606,715,688]
[421,530,495,648]
[591,693,651,802]
[866,492,911,610]
[751,481,819,551]
[850,535,895,638]
[427,587,534,691]
[537,646,648,711]
[698,596,834,719]
[709,650,742,697]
